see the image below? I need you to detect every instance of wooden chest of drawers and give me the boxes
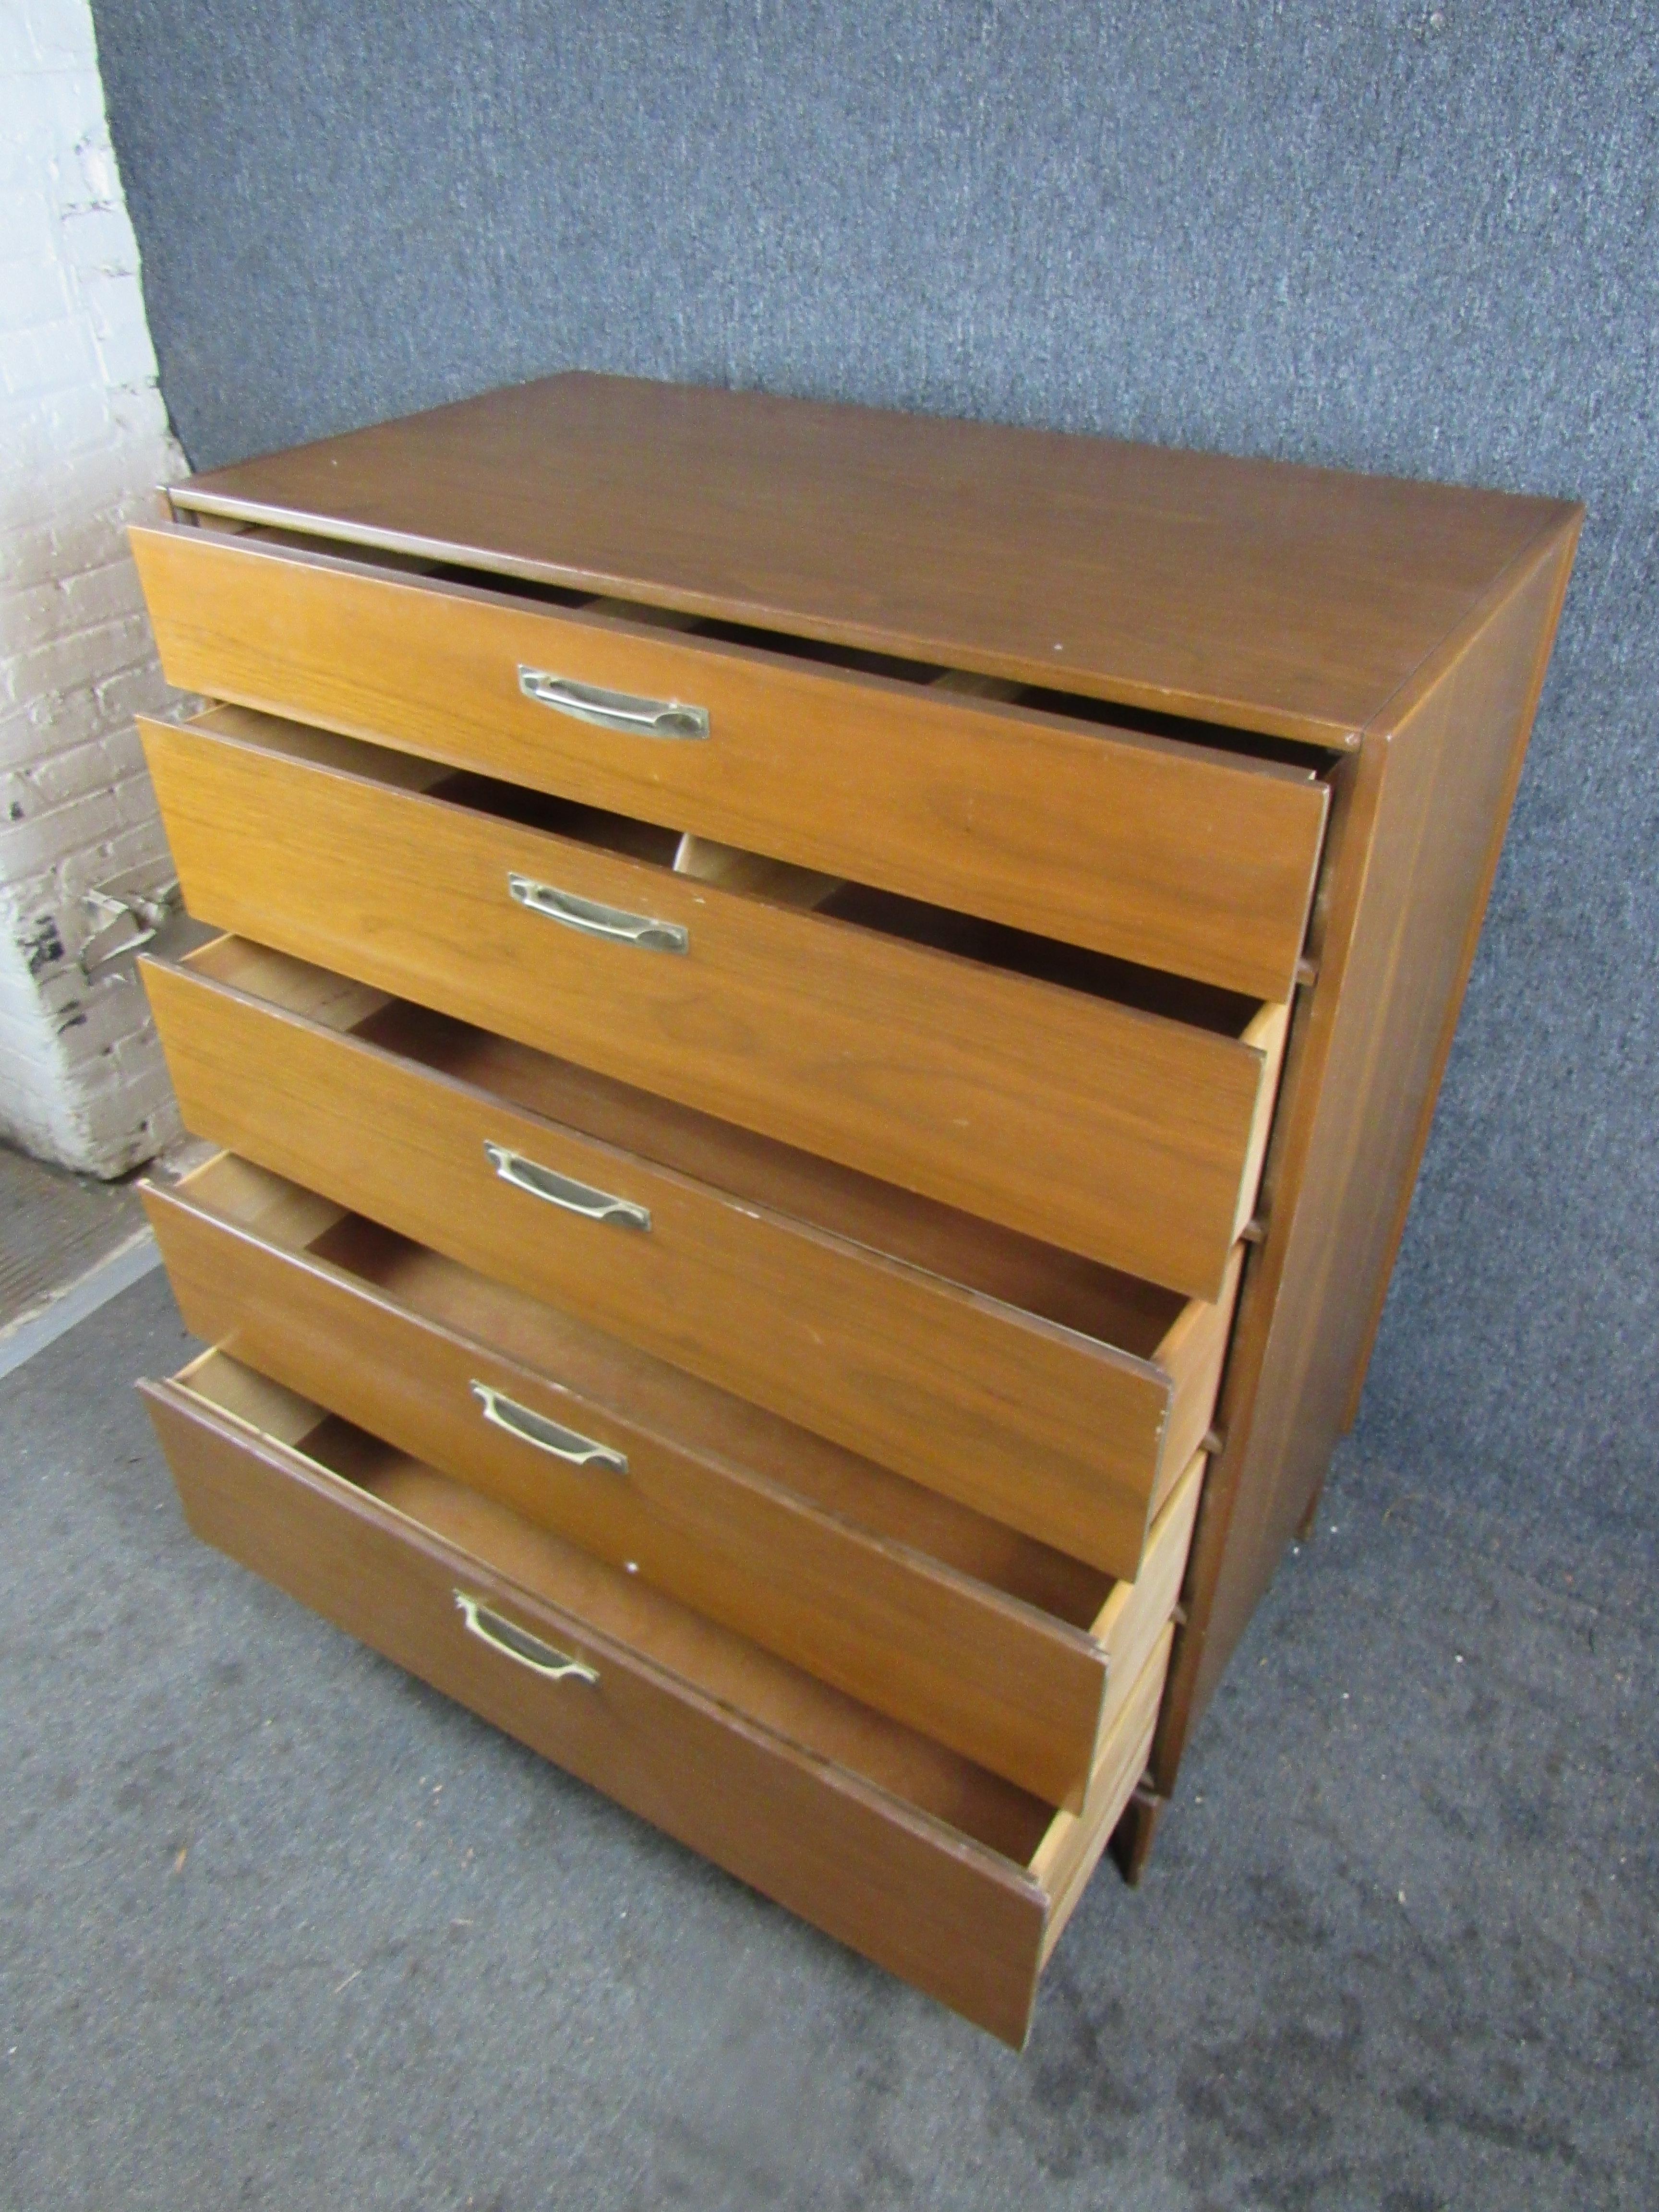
[129,373,1578,2046]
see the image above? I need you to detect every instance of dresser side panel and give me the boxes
[1334,517,1582,1430]
[1148,516,1580,1786]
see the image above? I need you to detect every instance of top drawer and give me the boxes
[130,521,1329,1002]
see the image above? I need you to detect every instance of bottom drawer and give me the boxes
[141,1348,1173,2048]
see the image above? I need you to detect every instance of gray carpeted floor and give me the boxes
[2,1269,1653,2210]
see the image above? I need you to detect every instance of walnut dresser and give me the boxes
[126,374,1579,2047]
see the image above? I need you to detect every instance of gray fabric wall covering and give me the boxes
[93,2,1656,1546]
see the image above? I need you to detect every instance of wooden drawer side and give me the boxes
[130,518,1329,1003]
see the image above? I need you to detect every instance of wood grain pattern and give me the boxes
[1090,1460,1202,1737]
[163,370,1575,747]
[152,1154,1118,1620]
[141,943,1233,1576]
[142,1156,1156,1809]
[1034,1622,1172,1966]
[1334,522,1585,1433]
[1152,509,1583,1791]
[125,374,1585,1932]
[141,1352,1174,2046]
[140,705,1283,1297]
[128,520,1329,1002]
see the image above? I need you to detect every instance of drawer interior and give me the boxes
[176,1346,1068,1867]
[182,933,1228,1370]
[203,706,1277,1041]
[444,764,1265,1034]
[171,1149,1116,1629]
[198,513,1334,775]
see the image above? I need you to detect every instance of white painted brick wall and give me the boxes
[1,0,189,1175]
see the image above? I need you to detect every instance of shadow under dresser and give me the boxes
[127,372,1579,2046]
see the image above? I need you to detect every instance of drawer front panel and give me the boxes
[143,952,1183,1577]
[140,1372,1051,2046]
[131,521,1328,1003]
[144,1173,1117,1808]
[143,709,1277,1298]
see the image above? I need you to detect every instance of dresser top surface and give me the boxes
[174,373,1579,748]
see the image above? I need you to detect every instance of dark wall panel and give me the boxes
[92,1,1658,1545]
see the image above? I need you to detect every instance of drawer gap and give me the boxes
[154,1147,1210,1803]
[184,935,1203,1360]
[175,1348,1060,1865]
[170,1148,1118,1633]
[184,514,1336,776]
[407,746,1266,1039]
[158,933,1244,1571]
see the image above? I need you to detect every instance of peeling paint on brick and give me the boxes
[19,916,68,975]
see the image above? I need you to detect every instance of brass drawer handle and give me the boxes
[508,871,688,954]
[471,1380,628,1473]
[518,667,709,741]
[454,1591,599,1683]
[484,1140,651,1230]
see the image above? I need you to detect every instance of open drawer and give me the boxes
[140,1349,1174,2047]
[139,702,1289,1298]
[142,936,1239,1578]
[143,1150,1202,1809]
[129,517,1329,1004]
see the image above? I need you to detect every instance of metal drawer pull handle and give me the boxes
[471,1381,628,1473]
[518,667,709,741]
[454,1591,599,1683]
[484,1140,651,1231]
[508,872,688,955]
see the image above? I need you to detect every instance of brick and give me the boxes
[93,315,158,391]
[106,1025,170,1084]
[17,510,126,583]
[0,386,112,477]
[2,561,146,655]
[0,691,110,769]
[5,726,148,814]
[0,189,57,261]
[111,769,165,831]
[0,1029,62,1090]
[0,312,100,397]
[0,968,60,1037]
[93,660,171,723]
[0,992,64,1064]
[0,1097,63,1165]
[107,385,171,445]
[73,264,146,339]
[0,784,126,878]
[47,973,143,1056]
[65,812,170,890]
[21,434,179,520]
[0,609,155,701]
[68,125,121,204]
[56,202,138,273]
[0,16,43,74]
[35,957,92,1018]
[24,76,105,162]
[0,251,73,327]
[21,0,97,68]
[0,1053,56,1108]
